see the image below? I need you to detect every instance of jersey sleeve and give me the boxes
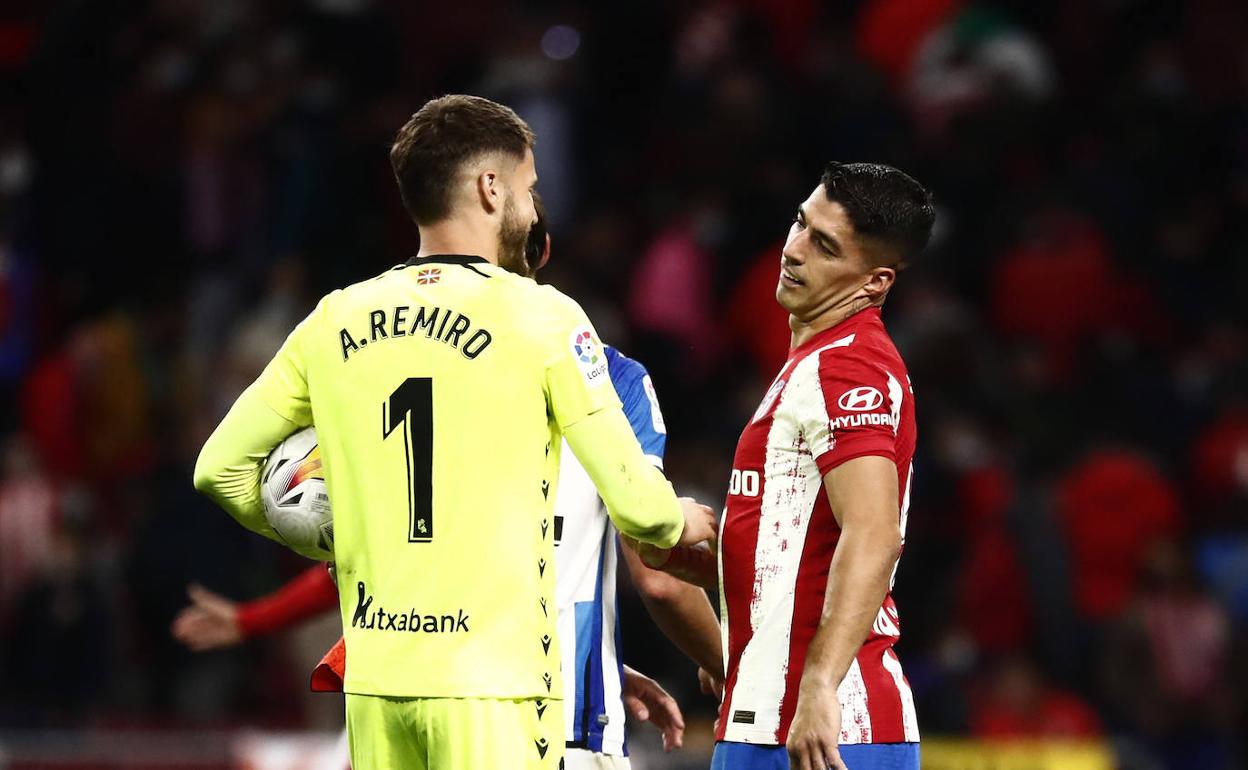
[543,295,622,430]
[193,383,303,546]
[609,352,667,467]
[236,564,339,638]
[563,409,684,548]
[802,350,902,476]
[194,301,324,552]
[251,301,322,427]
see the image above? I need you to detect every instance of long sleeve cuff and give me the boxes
[563,408,684,548]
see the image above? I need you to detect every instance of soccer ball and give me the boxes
[261,427,334,560]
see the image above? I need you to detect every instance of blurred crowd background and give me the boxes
[2,1,1247,768]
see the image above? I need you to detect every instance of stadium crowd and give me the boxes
[1,1,1246,768]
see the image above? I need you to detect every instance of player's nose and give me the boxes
[781,236,806,266]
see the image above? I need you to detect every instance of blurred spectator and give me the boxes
[1189,404,1248,524]
[855,0,962,86]
[220,256,312,397]
[19,332,85,480]
[906,6,1056,141]
[1057,449,1181,621]
[628,199,724,382]
[989,210,1118,381]
[1100,540,1234,769]
[1196,535,1248,624]
[0,436,56,617]
[0,233,36,417]
[19,317,151,488]
[970,654,1102,740]
[723,239,791,379]
[1137,542,1230,707]
[3,527,111,722]
[954,460,1031,653]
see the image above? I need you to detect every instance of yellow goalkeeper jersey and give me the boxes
[242,254,672,700]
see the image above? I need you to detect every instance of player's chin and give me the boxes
[775,281,804,311]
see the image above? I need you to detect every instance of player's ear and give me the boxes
[862,266,895,302]
[536,233,551,271]
[475,167,502,215]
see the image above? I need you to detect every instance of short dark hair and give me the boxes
[524,191,548,273]
[820,162,935,267]
[390,95,536,225]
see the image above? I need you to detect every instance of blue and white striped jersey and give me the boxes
[554,345,666,754]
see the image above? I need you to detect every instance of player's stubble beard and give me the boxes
[496,192,531,277]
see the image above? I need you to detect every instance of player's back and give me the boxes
[296,255,580,701]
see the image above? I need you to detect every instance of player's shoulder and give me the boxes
[831,310,901,357]
[330,259,543,305]
[605,345,667,447]
[529,281,588,317]
[522,284,605,353]
[321,264,407,303]
[797,312,905,378]
[604,346,651,392]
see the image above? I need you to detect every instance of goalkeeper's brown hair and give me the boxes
[390,95,536,225]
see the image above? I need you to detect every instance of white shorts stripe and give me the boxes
[564,748,631,769]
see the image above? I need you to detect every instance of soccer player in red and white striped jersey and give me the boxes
[630,162,934,770]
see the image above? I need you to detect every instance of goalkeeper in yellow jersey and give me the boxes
[192,94,718,770]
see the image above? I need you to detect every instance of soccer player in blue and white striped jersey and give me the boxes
[527,200,723,769]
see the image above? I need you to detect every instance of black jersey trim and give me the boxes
[404,254,489,267]
[401,254,492,278]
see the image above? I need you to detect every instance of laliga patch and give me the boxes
[570,326,609,388]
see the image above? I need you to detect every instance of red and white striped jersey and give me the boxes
[716,307,919,746]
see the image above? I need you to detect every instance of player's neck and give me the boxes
[788,299,878,348]
[415,218,500,265]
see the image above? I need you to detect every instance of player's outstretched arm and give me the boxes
[562,408,716,548]
[786,455,901,770]
[193,383,301,548]
[172,565,339,651]
[232,564,339,637]
[621,538,724,679]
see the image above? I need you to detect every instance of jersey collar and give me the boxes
[404,254,491,267]
[789,306,881,360]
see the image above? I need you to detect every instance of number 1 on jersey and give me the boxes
[384,378,433,542]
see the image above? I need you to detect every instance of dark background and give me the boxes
[1,1,1247,768]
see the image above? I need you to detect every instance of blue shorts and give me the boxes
[711,741,919,770]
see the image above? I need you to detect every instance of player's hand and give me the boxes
[786,680,846,770]
[171,584,243,651]
[676,497,717,547]
[622,665,685,752]
[621,534,719,588]
[698,666,724,702]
